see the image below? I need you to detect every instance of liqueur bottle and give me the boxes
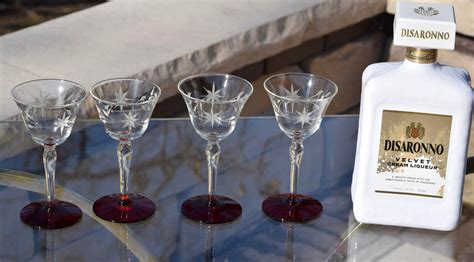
[351,1,472,231]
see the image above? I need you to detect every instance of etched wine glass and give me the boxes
[262,73,337,223]
[91,78,161,223]
[178,73,253,224]
[11,79,87,229]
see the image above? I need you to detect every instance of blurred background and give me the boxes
[0,0,104,35]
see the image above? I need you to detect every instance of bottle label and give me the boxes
[375,110,452,198]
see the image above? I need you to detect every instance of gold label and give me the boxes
[375,110,452,198]
[406,48,437,64]
[414,6,439,16]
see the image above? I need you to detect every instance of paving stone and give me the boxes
[301,33,386,115]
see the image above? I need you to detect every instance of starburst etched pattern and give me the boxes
[295,107,315,128]
[282,83,301,100]
[203,110,223,128]
[90,79,161,224]
[23,108,40,129]
[102,104,112,116]
[177,74,253,225]
[204,83,224,102]
[114,88,128,104]
[31,89,50,107]
[139,94,149,109]
[114,88,129,111]
[281,84,301,112]
[31,89,52,116]
[123,112,138,128]
[56,113,70,134]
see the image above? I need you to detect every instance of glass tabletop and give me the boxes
[0,116,472,261]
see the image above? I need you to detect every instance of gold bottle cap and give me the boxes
[405,47,437,64]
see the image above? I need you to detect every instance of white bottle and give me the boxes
[351,1,472,231]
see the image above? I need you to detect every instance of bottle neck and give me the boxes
[405,47,437,64]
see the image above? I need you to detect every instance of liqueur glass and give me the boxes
[262,73,337,222]
[178,73,253,224]
[91,78,161,223]
[11,79,87,229]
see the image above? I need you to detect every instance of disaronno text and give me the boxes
[384,140,445,155]
[401,29,450,40]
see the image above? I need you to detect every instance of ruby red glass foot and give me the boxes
[262,194,323,223]
[20,200,82,229]
[181,195,242,224]
[93,193,156,223]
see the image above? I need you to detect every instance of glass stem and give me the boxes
[289,138,304,197]
[43,144,57,202]
[206,140,220,197]
[118,140,133,202]
[285,225,295,262]
[204,225,214,262]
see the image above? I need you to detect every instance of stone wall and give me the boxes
[0,0,386,120]
[239,30,387,116]
[159,14,392,117]
[1,0,472,119]
[215,16,390,117]
[233,13,474,117]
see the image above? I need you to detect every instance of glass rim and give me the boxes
[177,73,254,104]
[90,78,162,106]
[263,72,338,102]
[11,78,87,109]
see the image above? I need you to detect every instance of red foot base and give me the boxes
[20,200,82,229]
[181,195,242,224]
[93,193,155,223]
[262,194,323,223]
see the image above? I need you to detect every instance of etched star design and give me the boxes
[123,111,138,128]
[114,88,129,110]
[25,111,39,129]
[235,91,246,100]
[56,113,69,134]
[140,95,152,111]
[281,84,300,100]
[31,89,52,115]
[322,91,333,99]
[281,84,301,112]
[315,90,324,98]
[203,110,223,128]
[203,83,224,102]
[295,107,314,128]
[32,89,48,106]
[102,104,112,116]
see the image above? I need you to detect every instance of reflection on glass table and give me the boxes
[0,117,473,261]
